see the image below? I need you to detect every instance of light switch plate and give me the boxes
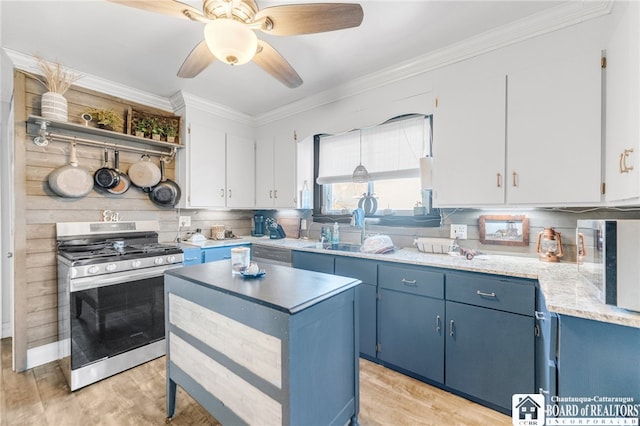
[179,216,191,227]
[301,219,307,230]
[450,224,467,239]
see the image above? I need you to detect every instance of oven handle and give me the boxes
[70,265,180,292]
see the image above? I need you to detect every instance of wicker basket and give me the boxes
[211,224,226,240]
[414,237,457,254]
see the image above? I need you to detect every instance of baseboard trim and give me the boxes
[26,339,68,370]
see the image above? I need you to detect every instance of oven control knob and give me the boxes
[131,260,142,268]
[167,255,176,263]
[88,266,100,275]
[105,263,117,272]
[154,257,164,265]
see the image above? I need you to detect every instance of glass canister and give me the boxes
[231,246,250,274]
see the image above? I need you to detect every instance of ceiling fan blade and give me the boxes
[177,41,216,78]
[253,40,302,88]
[107,0,208,23]
[254,3,364,36]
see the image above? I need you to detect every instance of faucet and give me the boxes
[352,208,366,244]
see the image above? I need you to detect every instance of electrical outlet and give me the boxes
[450,224,468,239]
[300,219,307,230]
[179,216,191,227]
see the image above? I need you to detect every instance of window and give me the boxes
[316,115,431,216]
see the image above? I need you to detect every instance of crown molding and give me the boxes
[3,48,174,112]
[254,0,614,127]
[170,90,254,127]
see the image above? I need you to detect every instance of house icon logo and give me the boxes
[512,394,545,426]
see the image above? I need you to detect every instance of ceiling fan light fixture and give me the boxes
[204,18,258,65]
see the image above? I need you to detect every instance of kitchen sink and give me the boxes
[305,243,362,252]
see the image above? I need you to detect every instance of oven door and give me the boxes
[68,265,178,370]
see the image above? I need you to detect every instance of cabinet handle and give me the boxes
[274,189,278,199]
[512,171,518,187]
[619,148,634,173]
[449,320,455,337]
[496,173,502,188]
[228,189,232,198]
[220,189,225,198]
[436,315,441,333]
[476,290,496,298]
[401,278,417,286]
[269,190,273,199]
[539,388,550,396]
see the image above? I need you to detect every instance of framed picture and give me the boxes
[479,215,529,246]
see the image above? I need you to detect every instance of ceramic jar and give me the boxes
[41,92,68,122]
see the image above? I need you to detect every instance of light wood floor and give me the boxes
[1,338,510,425]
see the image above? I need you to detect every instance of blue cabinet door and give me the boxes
[202,244,250,263]
[292,251,335,274]
[335,257,378,360]
[182,247,203,266]
[445,301,535,412]
[557,315,640,402]
[379,288,445,383]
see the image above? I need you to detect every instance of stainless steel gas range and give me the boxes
[56,220,183,391]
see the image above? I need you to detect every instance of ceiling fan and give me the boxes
[107,0,364,88]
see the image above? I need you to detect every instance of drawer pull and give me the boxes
[476,290,496,298]
[401,278,417,285]
[449,320,455,337]
[436,315,441,333]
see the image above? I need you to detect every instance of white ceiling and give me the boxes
[1,0,567,117]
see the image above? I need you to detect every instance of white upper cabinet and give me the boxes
[432,73,507,206]
[507,50,602,205]
[605,1,640,203]
[178,120,255,209]
[433,48,602,207]
[226,135,255,208]
[256,135,296,208]
[182,121,226,208]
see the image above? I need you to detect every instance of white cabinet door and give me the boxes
[187,122,226,208]
[255,136,297,208]
[432,74,506,207]
[255,137,275,207]
[605,1,640,203]
[226,135,255,208]
[507,49,602,205]
[273,136,296,208]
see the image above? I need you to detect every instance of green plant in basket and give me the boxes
[85,108,124,131]
[164,121,179,142]
[134,117,152,137]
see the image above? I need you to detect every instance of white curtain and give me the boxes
[317,116,428,184]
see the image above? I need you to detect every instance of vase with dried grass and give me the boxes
[32,58,80,122]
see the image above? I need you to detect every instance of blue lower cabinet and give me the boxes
[335,257,378,360]
[445,301,535,413]
[377,264,445,383]
[445,272,536,414]
[202,244,250,263]
[182,247,203,266]
[292,251,335,274]
[557,315,640,402]
[379,289,445,383]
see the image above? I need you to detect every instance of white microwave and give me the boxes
[576,219,640,312]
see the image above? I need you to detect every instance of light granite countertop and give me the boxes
[181,236,640,329]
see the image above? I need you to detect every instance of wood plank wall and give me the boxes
[13,71,252,364]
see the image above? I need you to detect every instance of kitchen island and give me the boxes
[164,261,361,425]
